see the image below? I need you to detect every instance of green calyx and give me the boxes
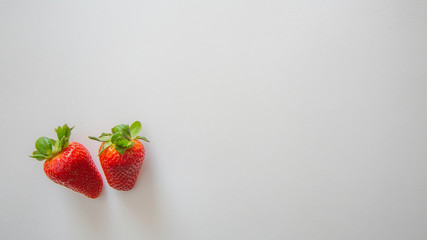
[30,124,74,161]
[89,121,149,155]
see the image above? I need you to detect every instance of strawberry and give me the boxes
[30,124,103,198]
[89,121,149,191]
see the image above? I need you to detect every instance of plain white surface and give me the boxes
[1,0,426,239]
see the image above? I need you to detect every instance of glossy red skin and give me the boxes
[99,140,145,191]
[43,142,103,198]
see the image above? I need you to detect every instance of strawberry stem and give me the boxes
[30,124,73,161]
[89,121,149,155]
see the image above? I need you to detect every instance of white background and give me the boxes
[1,0,426,239]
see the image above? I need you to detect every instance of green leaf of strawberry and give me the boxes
[89,121,149,155]
[112,124,127,134]
[35,137,53,155]
[135,136,150,142]
[130,121,141,138]
[99,142,112,154]
[30,150,49,161]
[110,132,121,143]
[30,124,74,161]
[114,137,128,147]
[115,146,127,155]
[88,136,110,142]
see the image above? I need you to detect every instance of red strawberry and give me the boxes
[30,125,103,198]
[89,121,149,191]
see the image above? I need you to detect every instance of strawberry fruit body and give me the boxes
[30,125,103,198]
[89,121,149,191]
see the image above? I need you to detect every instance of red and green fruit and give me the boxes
[30,124,103,198]
[89,121,149,191]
